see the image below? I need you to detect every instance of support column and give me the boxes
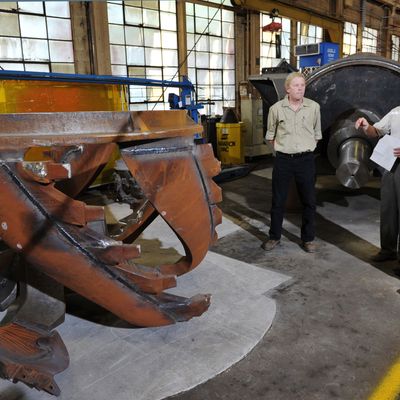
[248,11,260,75]
[70,2,92,74]
[290,19,297,67]
[177,0,188,79]
[88,2,112,75]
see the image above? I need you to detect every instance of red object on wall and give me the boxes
[262,21,282,32]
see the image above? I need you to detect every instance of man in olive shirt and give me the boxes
[262,72,322,253]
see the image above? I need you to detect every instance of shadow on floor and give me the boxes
[218,169,400,279]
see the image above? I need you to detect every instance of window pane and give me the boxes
[222,22,234,38]
[223,54,235,69]
[0,37,22,60]
[161,31,177,49]
[125,6,142,25]
[196,17,209,34]
[18,1,43,14]
[0,12,19,36]
[224,85,235,100]
[222,38,234,54]
[188,67,196,83]
[197,69,209,85]
[210,70,222,84]
[125,1,141,7]
[47,17,72,40]
[196,35,209,52]
[187,33,194,50]
[20,15,47,38]
[110,44,126,64]
[162,49,177,66]
[128,66,145,77]
[222,9,234,22]
[160,1,175,13]
[143,9,159,28]
[0,62,24,70]
[145,47,162,64]
[108,3,123,24]
[163,67,177,80]
[186,3,194,16]
[213,9,221,20]
[146,67,162,79]
[0,3,17,11]
[147,86,163,101]
[45,2,70,18]
[209,20,221,36]
[160,12,176,31]
[49,40,73,62]
[187,51,196,67]
[210,53,222,68]
[130,86,146,102]
[112,64,127,76]
[22,38,49,61]
[223,70,235,85]
[281,18,290,32]
[197,52,209,68]
[210,37,222,53]
[144,28,161,47]
[109,24,125,44]
[25,63,49,72]
[51,63,75,73]
[143,0,158,10]
[130,103,148,111]
[281,46,290,59]
[195,4,208,18]
[187,16,194,33]
[214,101,223,115]
[125,26,143,46]
[212,86,223,99]
[126,46,144,65]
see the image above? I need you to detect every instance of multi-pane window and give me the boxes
[362,27,377,53]
[0,1,74,73]
[392,35,400,61]
[108,1,179,111]
[186,2,235,116]
[343,22,357,57]
[260,14,291,70]
[297,22,323,45]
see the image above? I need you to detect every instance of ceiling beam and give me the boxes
[232,0,343,43]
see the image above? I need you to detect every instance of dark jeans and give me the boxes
[269,152,316,242]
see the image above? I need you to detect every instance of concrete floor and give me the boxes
[2,156,400,400]
[169,157,400,400]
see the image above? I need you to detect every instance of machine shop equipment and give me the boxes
[0,71,221,395]
[250,53,400,189]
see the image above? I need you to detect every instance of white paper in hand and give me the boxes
[370,135,400,171]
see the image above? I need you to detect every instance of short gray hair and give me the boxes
[284,72,305,90]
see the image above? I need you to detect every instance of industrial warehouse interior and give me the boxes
[1,1,400,400]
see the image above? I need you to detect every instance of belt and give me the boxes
[276,151,312,158]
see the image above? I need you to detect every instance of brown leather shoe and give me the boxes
[302,241,316,253]
[261,239,280,251]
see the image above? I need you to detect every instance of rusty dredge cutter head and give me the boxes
[0,110,222,395]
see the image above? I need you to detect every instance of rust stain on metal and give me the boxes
[0,110,221,395]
